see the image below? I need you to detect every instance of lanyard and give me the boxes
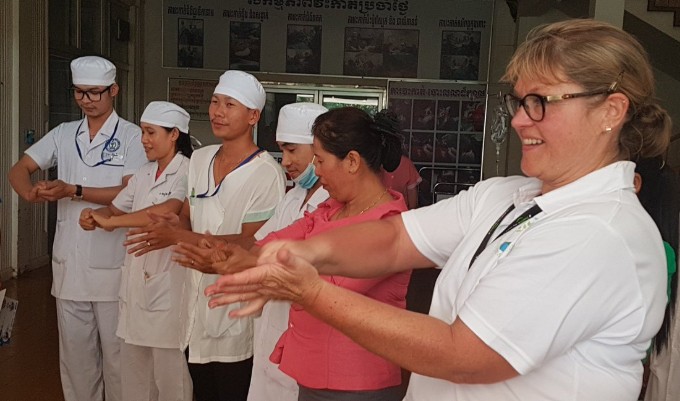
[74,119,121,167]
[468,203,542,269]
[195,147,264,198]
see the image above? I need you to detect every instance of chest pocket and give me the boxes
[149,186,175,205]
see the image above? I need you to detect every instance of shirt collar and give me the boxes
[153,153,188,184]
[527,161,636,213]
[77,110,120,139]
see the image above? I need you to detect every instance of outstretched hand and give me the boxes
[204,247,324,318]
[124,211,183,256]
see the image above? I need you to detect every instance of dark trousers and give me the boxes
[188,356,253,401]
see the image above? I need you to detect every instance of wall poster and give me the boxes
[167,78,218,121]
[162,0,493,80]
[387,80,487,205]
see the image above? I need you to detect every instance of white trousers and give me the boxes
[56,299,121,401]
[120,342,193,401]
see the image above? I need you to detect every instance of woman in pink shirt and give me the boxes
[225,107,411,401]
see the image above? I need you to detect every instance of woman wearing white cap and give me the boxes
[78,101,194,401]
[124,70,286,401]
[9,55,147,401]
[174,102,330,401]
[206,107,410,401]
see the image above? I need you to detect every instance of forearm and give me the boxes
[80,185,125,205]
[302,280,515,384]
[300,216,432,277]
[106,200,183,229]
[8,164,38,201]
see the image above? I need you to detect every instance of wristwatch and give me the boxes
[71,184,83,201]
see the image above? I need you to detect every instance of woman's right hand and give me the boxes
[91,213,115,232]
[205,247,325,317]
[79,208,97,231]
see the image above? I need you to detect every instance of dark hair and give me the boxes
[162,126,194,158]
[312,107,402,173]
[635,156,680,353]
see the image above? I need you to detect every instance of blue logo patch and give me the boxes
[105,138,121,152]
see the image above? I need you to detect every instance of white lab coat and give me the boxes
[182,145,286,363]
[113,153,189,348]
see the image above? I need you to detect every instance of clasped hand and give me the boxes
[27,180,72,203]
[124,211,182,256]
[173,235,258,275]
[203,241,325,318]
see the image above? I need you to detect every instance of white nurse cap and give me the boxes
[141,101,191,133]
[71,56,116,86]
[213,70,266,111]
[276,103,328,144]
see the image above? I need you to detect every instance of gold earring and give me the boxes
[604,126,612,133]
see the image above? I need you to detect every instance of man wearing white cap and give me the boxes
[246,102,330,401]
[79,101,194,401]
[124,70,286,401]
[172,102,329,401]
[8,55,146,401]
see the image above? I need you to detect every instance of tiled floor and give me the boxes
[0,265,440,401]
[0,265,64,401]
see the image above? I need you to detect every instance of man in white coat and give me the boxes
[8,56,146,401]
[247,103,329,401]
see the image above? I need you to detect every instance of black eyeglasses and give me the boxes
[72,85,113,102]
[502,89,612,122]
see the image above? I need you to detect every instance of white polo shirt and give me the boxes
[182,144,286,363]
[401,161,667,401]
[25,111,146,301]
[113,153,189,348]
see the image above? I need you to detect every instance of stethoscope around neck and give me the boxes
[74,118,122,167]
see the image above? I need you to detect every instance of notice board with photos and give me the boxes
[162,0,494,81]
[387,80,487,205]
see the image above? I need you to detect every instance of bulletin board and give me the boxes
[162,0,494,80]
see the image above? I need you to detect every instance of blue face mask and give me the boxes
[292,161,319,189]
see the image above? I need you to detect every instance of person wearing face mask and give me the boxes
[174,102,329,401]
[199,107,410,401]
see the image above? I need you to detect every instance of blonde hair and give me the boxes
[502,19,671,161]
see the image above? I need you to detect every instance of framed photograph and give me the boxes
[230,22,261,71]
[411,132,435,163]
[286,25,322,74]
[436,100,460,131]
[344,27,384,77]
[387,98,413,131]
[458,133,483,165]
[383,29,419,78]
[412,99,436,131]
[460,101,485,132]
[434,133,458,164]
[440,30,482,80]
[177,18,204,68]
